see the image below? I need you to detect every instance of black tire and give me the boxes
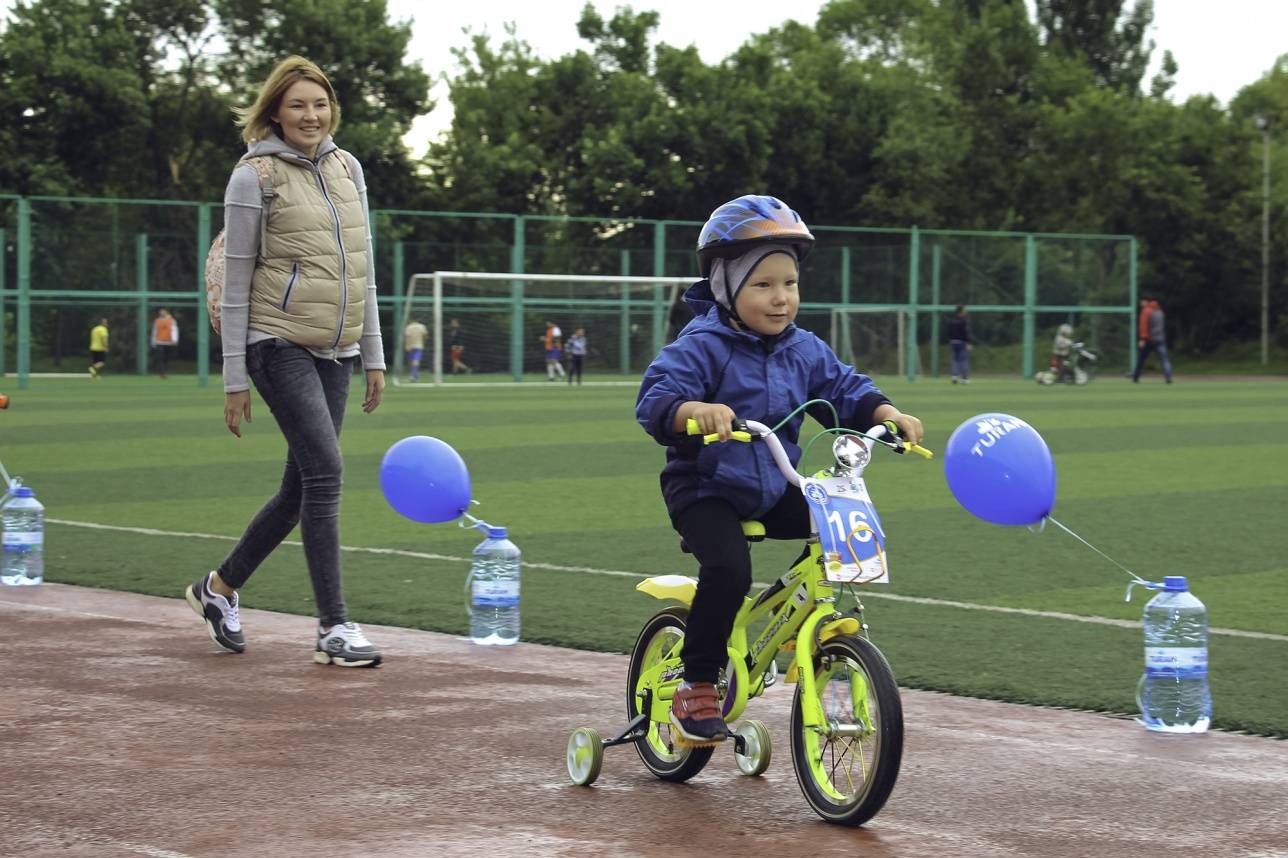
[789,635,903,826]
[626,607,714,782]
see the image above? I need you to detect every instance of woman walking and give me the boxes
[186,56,386,667]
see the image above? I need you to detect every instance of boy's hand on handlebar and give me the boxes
[681,402,738,441]
[873,405,924,447]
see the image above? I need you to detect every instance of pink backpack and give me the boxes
[204,157,275,335]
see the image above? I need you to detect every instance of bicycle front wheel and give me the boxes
[789,635,903,826]
[627,607,713,782]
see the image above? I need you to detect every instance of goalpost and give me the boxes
[829,307,914,378]
[394,271,695,385]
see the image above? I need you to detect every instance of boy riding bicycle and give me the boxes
[635,195,924,746]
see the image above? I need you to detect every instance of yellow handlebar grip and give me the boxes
[906,443,934,460]
[685,419,750,444]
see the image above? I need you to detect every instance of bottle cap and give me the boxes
[1163,576,1188,592]
[488,526,508,538]
[12,487,33,498]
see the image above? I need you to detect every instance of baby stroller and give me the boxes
[1036,324,1098,385]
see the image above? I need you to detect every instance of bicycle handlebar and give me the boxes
[684,416,932,486]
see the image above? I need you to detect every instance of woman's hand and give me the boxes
[225,391,252,437]
[873,404,924,447]
[363,369,385,414]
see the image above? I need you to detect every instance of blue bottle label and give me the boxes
[472,580,519,608]
[3,531,43,550]
[1144,646,1208,679]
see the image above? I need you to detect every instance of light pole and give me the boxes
[1254,114,1271,366]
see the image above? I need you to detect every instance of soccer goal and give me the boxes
[394,271,696,384]
[828,307,915,378]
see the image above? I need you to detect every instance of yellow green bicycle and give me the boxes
[567,411,932,826]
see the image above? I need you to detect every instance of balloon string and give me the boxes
[1038,515,1151,587]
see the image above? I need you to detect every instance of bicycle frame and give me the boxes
[635,419,911,734]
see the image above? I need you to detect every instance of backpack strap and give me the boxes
[242,156,276,254]
[332,148,357,182]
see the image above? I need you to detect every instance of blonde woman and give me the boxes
[186,56,386,667]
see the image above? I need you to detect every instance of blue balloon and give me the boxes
[380,436,471,523]
[943,413,1056,526]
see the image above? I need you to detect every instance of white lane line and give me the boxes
[43,518,1288,643]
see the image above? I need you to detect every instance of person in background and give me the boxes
[542,320,566,380]
[186,55,386,668]
[448,317,471,374]
[151,308,179,379]
[1052,322,1074,381]
[88,318,109,380]
[1132,296,1173,384]
[404,316,428,381]
[947,305,973,384]
[566,326,587,385]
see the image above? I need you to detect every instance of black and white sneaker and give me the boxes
[185,572,245,653]
[314,622,382,667]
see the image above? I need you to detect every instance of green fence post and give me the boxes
[510,215,525,382]
[620,249,631,374]
[906,226,920,381]
[652,221,666,356]
[1023,234,1037,379]
[838,246,852,359]
[136,233,149,375]
[16,198,31,389]
[930,243,942,378]
[196,204,211,387]
[1128,237,1138,375]
[393,240,405,304]
[0,227,6,377]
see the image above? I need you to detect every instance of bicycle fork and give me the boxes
[793,607,874,739]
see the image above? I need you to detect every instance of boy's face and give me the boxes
[734,252,799,336]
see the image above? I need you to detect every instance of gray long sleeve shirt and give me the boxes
[221,133,385,393]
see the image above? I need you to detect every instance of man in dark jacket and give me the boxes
[947,305,973,384]
[1132,297,1173,383]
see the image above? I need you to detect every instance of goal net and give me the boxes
[394,272,696,384]
[828,308,913,378]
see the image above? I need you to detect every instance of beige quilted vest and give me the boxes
[248,150,367,350]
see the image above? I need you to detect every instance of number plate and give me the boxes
[801,476,889,584]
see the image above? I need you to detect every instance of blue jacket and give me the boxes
[636,280,891,520]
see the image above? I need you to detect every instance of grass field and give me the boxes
[3,371,1286,736]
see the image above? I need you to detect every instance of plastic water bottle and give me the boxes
[2,486,45,586]
[468,525,520,646]
[1137,576,1210,733]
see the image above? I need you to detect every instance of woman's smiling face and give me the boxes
[272,79,331,156]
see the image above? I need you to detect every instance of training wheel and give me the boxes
[733,719,772,776]
[566,727,604,786]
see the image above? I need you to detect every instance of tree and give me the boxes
[1035,0,1156,93]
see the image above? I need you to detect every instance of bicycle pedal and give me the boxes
[673,735,726,750]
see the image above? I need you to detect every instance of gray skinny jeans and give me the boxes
[219,338,353,627]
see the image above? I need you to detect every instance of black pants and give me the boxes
[153,345,172,376]
[671,491,811,684]
[220,338,354,627]
[568,354,584,384]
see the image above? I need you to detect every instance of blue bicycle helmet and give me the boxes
[696,195,815,276]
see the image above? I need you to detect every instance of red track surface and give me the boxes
[2,584,1285,857]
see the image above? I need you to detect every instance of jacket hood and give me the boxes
[243,131,338,163]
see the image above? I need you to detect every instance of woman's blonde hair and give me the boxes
[234,56,341,144]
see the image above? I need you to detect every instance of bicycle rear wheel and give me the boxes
[627,607,713,782]
[789,634,903,826]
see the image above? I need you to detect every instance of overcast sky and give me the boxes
[390,0,1287,154]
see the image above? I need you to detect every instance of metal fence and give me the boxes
[0,193,1136,387]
